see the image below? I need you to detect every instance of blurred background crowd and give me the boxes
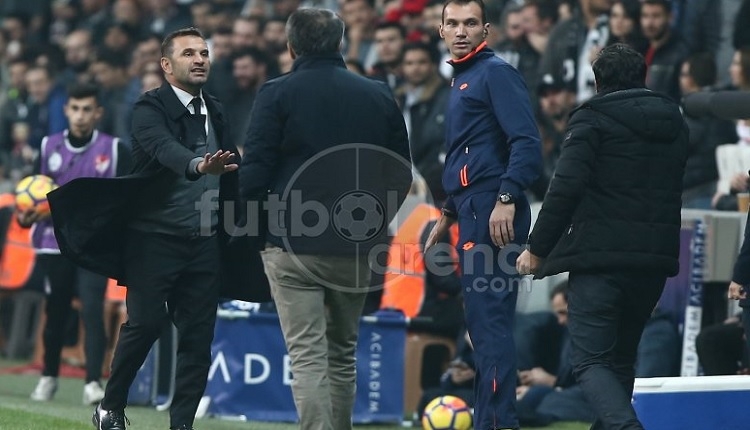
[0,0,749,209]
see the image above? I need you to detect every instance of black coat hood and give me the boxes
[576,88,685,143]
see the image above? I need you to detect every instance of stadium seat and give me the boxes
[403,332,456,417]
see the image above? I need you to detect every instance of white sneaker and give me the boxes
[83,381,105,405]
[30,376,58,401]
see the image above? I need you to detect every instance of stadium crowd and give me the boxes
[1,0,750,427]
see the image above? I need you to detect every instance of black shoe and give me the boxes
[170,426,195,430]
[92,403,130,429]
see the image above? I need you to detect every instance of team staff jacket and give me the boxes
[442,42,542,214]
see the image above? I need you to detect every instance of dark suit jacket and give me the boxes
[48,82,270,302]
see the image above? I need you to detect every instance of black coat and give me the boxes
[528,88,688,277]
[48,82,270,302]
[239,53,412,256]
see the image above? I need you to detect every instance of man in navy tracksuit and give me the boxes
[425,0,542,428]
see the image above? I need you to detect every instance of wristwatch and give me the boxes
[497,193,514,204]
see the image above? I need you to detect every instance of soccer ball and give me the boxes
[15,175,57,215]
[422,395,473,430]
[331,191,385,242]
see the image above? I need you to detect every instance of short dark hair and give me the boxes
[685,52,717,88]
[94,48,129,69]
[231,47,269,67]
[286,8,344,56]
[375,21,406,39]
[403,41,440,64]
[161,27,205,58]
[523,0,558,25]
[592,43,646,93]
[443,0,487,24]
[641,0,672,13]
[67,82,100,103]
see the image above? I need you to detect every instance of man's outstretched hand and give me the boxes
[197,149,238,175]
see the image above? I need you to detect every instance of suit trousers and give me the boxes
[260,246,370,430]
[101,230,219,428]
[567,270,666,430]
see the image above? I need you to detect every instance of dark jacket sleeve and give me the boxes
[732,211,750,285]
[239,82,282,200]
[487,63,543,198]
[528,110,600,257]
[131,100,199,178]
[420,220,462,296]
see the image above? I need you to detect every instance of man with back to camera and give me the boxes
[425,0,543,428]
[239,8,412,430]
[517,43,688,430]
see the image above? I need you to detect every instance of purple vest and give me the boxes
[33,130,118,252]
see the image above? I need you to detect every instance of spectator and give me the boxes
[90,49,131,142]
[262,16,288,55]
[712,47,750,211]
[225,48,268,150]
[208,26,233,62]
[696,313,747,376]
[641,0,689,101]
[394,42,449,203]
[78,0,112,43]
[142,0,193,38]
[680,53,738,209]
[672,0,721,55]
[520,0,557,56]
[341,0,378,71]
[516,283,595,428]
[495,2,541,101]
[112,0,146,42]
[23,65,68,152]
[369,21,406,90]
[60,29,95,87]
[531,71,578,201]
[538,0,612,104]
[605,0,648,53]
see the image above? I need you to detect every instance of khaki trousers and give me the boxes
[260,246,371,430]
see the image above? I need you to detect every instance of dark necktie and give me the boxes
[190,97,202,116]
[190,97,207,141]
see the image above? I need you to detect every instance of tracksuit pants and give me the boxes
[455,190,531,430]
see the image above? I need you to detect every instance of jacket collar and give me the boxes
[292,52,346,72]
[447,41,492,73]
[157,81,191,121]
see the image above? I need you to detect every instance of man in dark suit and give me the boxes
[240,8,412,430]
[84,27,238,430]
